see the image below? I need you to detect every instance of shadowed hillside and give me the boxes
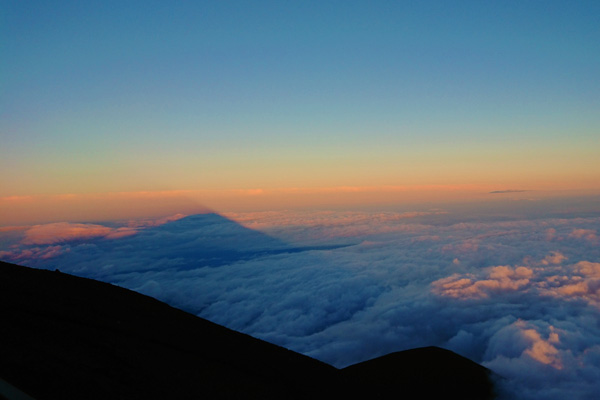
[342,346,496,400]
[0,261,496,399]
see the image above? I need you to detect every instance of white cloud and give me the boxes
[569,229,598,243]
[431,265,534,299]
[0,245,68,260]
[23,222,118,245]
[2,208,600,399]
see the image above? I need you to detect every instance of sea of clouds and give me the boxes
[2,199,600,399]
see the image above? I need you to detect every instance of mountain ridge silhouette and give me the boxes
[0,261,496,399]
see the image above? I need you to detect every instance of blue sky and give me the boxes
[2,1,599,207]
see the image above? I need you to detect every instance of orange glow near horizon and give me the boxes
[2,184,600,227]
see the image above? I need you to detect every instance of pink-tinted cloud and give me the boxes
[23,223,114,245]
[574,261,600,278]
[0,245,67,261]
[485,320,563,371]
[433,253,600,309]
[23,222,136,245]
[1,214,187,263]
[540,261,600,305]
[569,229,598,243]
[432,265,533,299]
[540,251,568,265]
[521,324,562,369]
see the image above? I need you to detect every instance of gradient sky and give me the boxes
[2,1,599,221]
[3,4,600,397]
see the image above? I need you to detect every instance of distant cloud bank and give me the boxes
[490,190,530,194]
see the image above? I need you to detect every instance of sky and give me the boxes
[2,2,600,399]
[2,0,599,221]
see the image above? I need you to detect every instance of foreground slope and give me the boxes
[342,346,496,400]
[0,261,495,399]
[0,261,339,399]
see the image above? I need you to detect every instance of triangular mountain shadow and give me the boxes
[140,213,350,268]
[0,261,496,400]
[25,213,350,279]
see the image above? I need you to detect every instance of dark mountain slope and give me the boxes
[0,261,340,400]
[0,261,496,399]
[342,346,496,400]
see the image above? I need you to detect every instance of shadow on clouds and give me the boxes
[1,213,353,277]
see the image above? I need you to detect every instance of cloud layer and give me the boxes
[23,222,137,245]
[1,205,600,399]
